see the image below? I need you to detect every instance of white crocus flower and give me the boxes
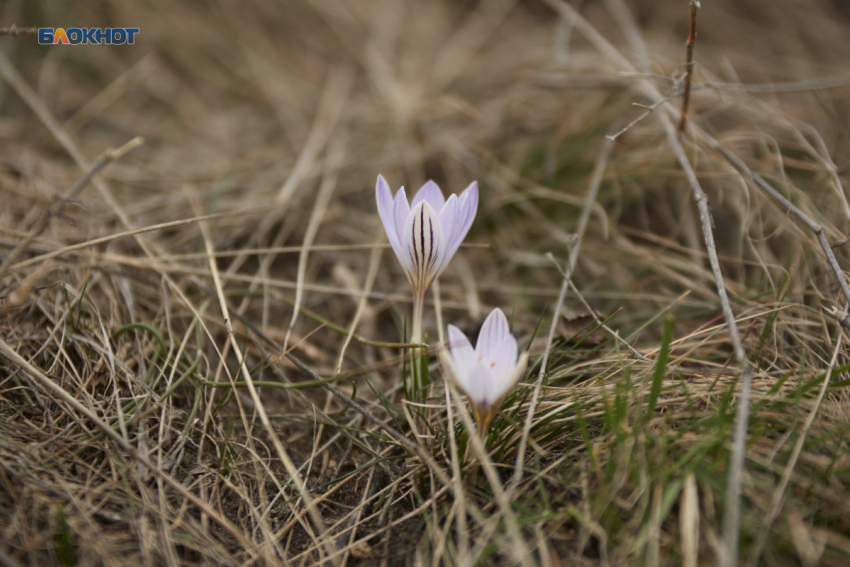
[376,174,478,346]
[442,308,528,434]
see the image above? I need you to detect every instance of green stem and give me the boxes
[411,291,428,401]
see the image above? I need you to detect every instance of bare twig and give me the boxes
[568,277,649,362]
[544,4,754,565]
[607,91,681,141]
[541,249,648,360]
[706,140,850,306]
[678,0,700,132]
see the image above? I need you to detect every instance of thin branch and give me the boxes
[542,250,649,360]
[567,276,649,362]
[707,140,850,306]
[543,4,756,565]
[678,0,700,132]
[607,91,680,141]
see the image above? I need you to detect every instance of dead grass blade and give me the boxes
[275,67,355,206]
[0,336,257,555]
[0,137,143,282]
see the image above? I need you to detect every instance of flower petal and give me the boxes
[440,181,478,271]
[503,351,529,401]
[410,180,446,213]
[488,333,519,391]
[402,201,446,293]
[487,351,528,418]
[447,324,475,383]
[376,175,401,259]
[391,186,410,264]
[464,363,496,408]
[438,193,459,245]
[475,307,510,363]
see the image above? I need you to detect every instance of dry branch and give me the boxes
[542,2,756,564]
[678,0,700,132]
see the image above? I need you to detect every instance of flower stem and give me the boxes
[410,291,428,401]
[411,292,424,345]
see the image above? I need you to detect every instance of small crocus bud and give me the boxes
[442,308,529,434]
[376,174,478,298]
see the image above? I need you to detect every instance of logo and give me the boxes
[38,28,140,45]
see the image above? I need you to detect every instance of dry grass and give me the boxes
[2,0,850,565]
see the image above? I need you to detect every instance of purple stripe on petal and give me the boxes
[402,201,445,293]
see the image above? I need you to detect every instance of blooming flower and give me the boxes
[442,307,529,434]
[376,174,478,399]
[376,175,478,298]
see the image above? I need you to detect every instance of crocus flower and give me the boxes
[376,174,478,344]
[442,308,528,434]
[376,174,477,296]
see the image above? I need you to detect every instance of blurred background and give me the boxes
[1,0,848,343]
